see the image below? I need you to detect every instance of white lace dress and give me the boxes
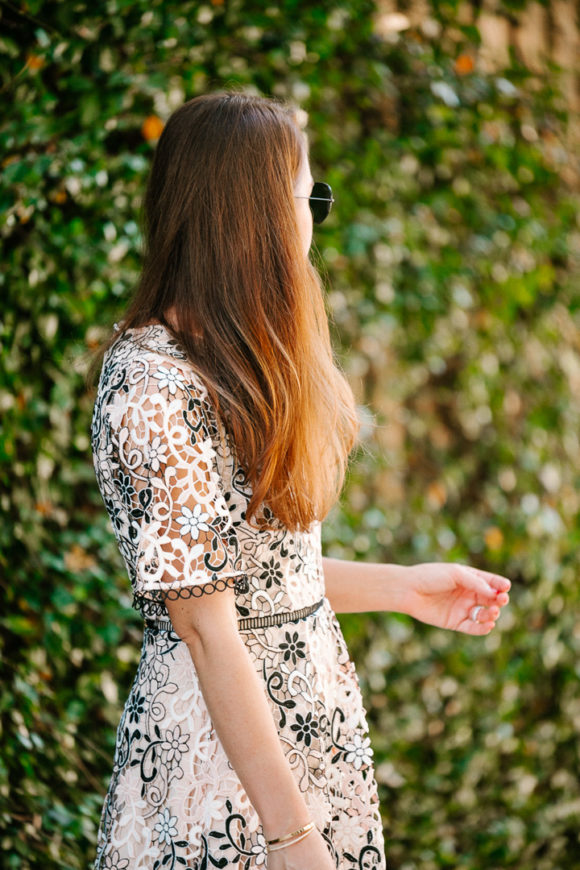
[90,323,386,870]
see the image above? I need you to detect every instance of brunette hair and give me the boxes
[89,91,362,532]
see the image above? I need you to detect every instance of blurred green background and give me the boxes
[2,1,580,868]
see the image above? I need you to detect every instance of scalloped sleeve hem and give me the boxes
[132,573,250,619]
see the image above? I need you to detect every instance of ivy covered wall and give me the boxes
[1,1,579,867]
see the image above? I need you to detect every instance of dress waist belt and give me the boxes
[144,597,325,634]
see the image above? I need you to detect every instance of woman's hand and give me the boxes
[403,562,511,634]
[266,827,335,870]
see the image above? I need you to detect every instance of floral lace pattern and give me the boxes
[91,324,386,869]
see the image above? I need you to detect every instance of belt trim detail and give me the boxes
[144,597,324,633]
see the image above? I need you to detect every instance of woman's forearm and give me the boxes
[321,555,413,614]
[186,625,311,840]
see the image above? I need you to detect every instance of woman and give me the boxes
[90,92,510,870]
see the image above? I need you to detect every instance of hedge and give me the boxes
[1,1,579,867]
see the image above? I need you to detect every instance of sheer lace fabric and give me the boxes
[91,324,386,869]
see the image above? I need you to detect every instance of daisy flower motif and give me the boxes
[153,365,187,395]
[290,711,319,747]
[335,812,363,840]
[279,630,307,666]
[250,832,268,866]
[176,504,211,539]
[343,733,374,770]
[102,849,129,869]
[161,725,190,764]
[105,796,125,825]
[146,435,168,472]
[153,808,178,845]
[127,692,146,724]
[259,556,284,589]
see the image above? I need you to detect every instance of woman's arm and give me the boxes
[166,589,311,842]
[321,556,412,614]
[321,555,511,634]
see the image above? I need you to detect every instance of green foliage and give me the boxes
[2,1,579,867]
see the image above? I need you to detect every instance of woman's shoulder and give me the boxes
[93,323,228,455]
[101,322,208,397]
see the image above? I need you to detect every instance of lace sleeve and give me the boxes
[106,356,247,606]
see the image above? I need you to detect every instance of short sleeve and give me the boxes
[105,355,248,612]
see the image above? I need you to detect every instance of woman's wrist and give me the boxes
[378,562,417,616]
[261,808,312,842]
[259,785,312,839]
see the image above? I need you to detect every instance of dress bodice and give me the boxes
[90,323,326,621]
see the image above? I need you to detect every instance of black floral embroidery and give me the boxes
[259,556,283,588]
[91,324,386,869]
[104,497,125,532]
[116,470,136,504]
[290,711,319,747]
[279,630,307,665]
[127,692,146,724]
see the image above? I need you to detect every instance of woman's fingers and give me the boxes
[458,567,504,600]
[453,566,512,634]
[480,605,500,620]
[462,615,495,635]
[468,566,511,592]
[462,567,511,606]
[460,601,506,634]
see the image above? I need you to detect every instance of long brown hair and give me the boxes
[89,91,362,533]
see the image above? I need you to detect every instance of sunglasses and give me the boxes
[295,181,335,224]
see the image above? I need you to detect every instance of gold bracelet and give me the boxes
[267,827,314,853]
[266,821,315,850]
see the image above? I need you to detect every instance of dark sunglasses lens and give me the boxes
[310,182,333,224]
